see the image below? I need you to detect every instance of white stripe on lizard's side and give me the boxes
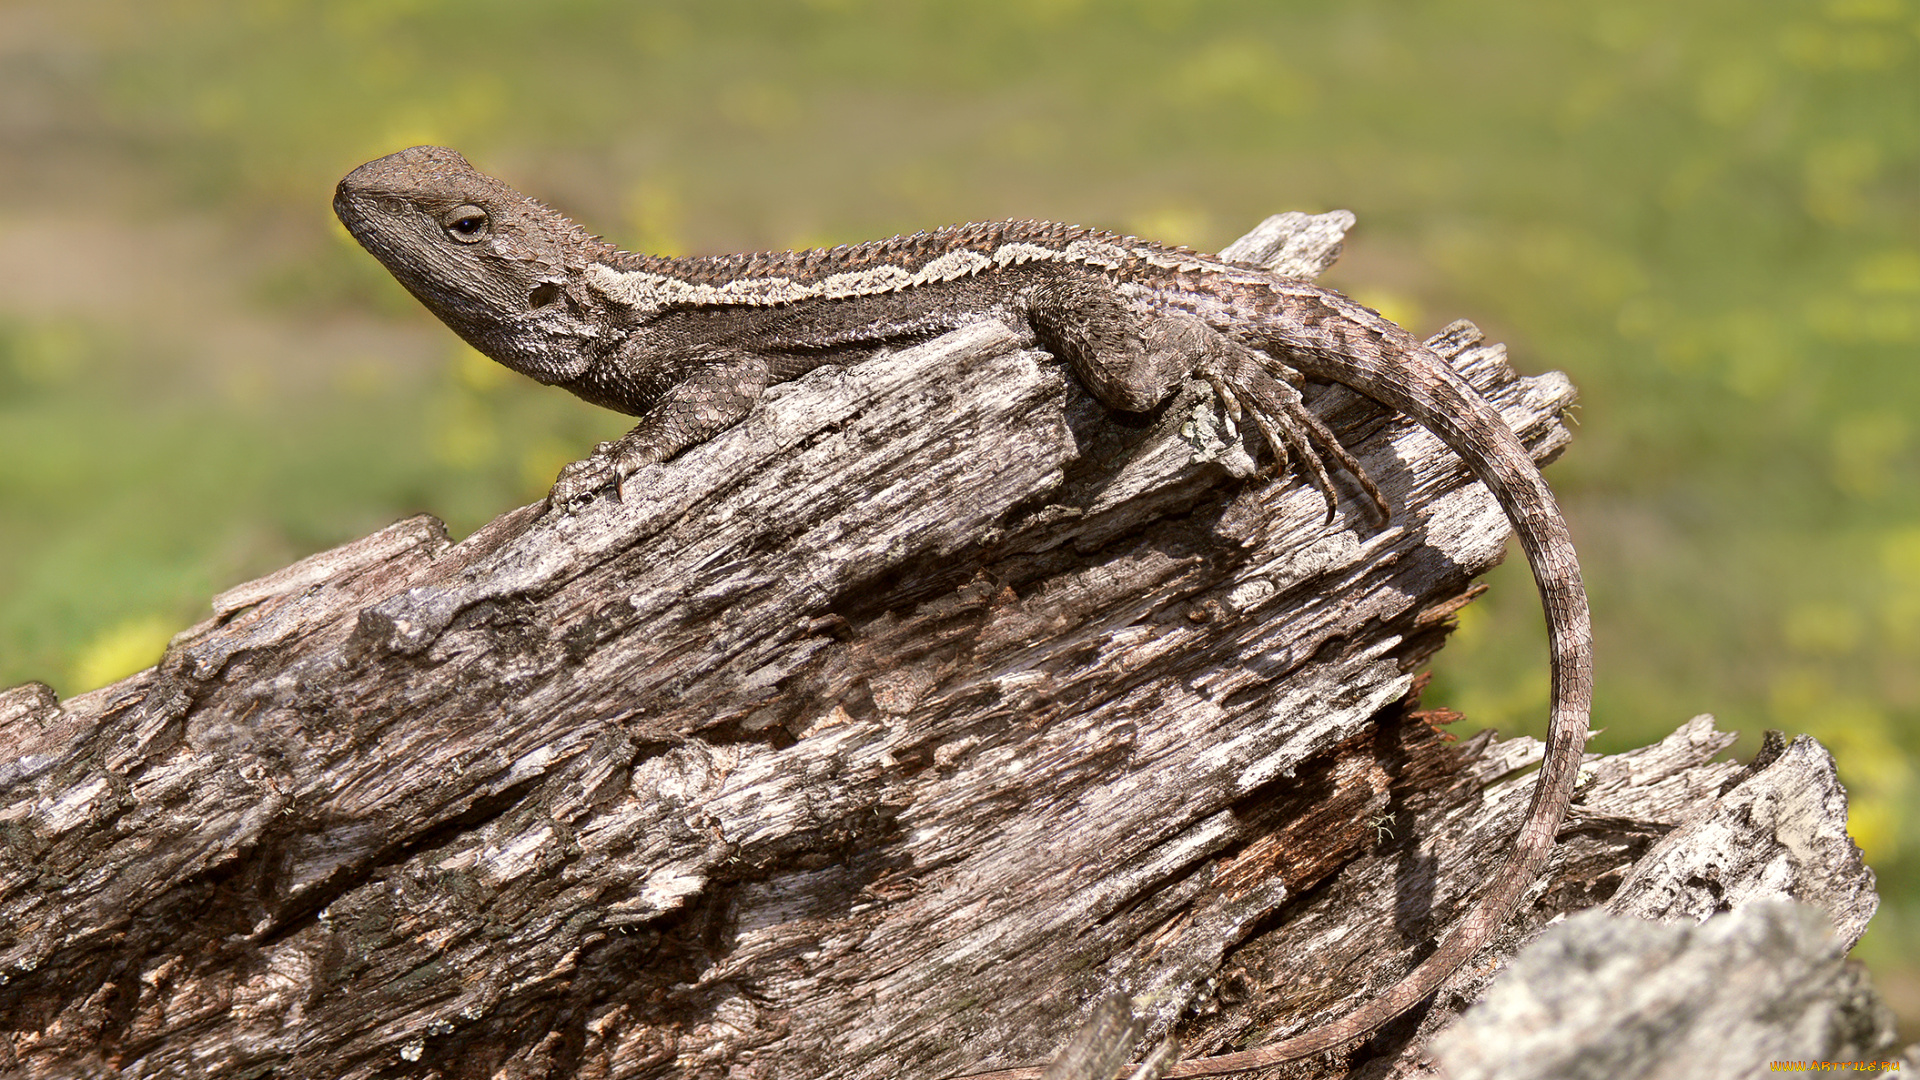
[583,237,1251,313]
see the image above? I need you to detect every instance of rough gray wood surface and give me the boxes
[1434,901,1908,1080]
[1419,729,1901,1080]
[0,212,1874,1080]
[1373,722,1886,1080]
[1024,716,1892,1080]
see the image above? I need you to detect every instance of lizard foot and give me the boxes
[547,454,621,511]
[1200,340,1389,524]
[547,438,662,511]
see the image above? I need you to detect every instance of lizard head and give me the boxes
[334,146,610,384]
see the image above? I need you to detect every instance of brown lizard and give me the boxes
[334,145,1592,1076]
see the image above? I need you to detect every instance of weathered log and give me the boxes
[1040,722,1895,1079]
[0,212,1880,1079]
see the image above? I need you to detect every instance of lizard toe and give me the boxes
[548,457,622,511]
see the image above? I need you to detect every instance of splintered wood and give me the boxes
[0,214,1877,1079]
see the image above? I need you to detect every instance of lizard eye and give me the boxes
[442,205,490,243]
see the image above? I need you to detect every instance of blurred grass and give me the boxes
[1,0,1915,1034]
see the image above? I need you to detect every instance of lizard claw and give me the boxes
[1209,374,1289,480]
[1200,339,1391,526]
[546,431,674,512]
[1274,389,1390,524]
[547,453,623,512]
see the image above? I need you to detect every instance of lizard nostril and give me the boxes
[528,282,564,309]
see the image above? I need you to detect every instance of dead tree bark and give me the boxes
[0,214,1882,1079]
[1439,747,1898,1080]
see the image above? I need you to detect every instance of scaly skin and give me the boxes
[335,146,1592,1077]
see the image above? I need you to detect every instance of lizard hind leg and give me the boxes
[1025,274,1387,522]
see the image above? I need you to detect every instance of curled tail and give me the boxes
[956,297,1590,1080]
[1161,328,1593,1075]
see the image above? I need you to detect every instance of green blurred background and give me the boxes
[2,0,1915,1038]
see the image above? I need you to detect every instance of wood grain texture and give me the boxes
[0,214,1858,1080]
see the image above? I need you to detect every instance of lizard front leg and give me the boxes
[550,348,774,508]
[1027,272,1387,521]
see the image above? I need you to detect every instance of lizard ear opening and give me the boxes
[441,205,490,243]
[528,282,564,309]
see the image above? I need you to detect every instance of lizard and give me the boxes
[333,145,1593,1077]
